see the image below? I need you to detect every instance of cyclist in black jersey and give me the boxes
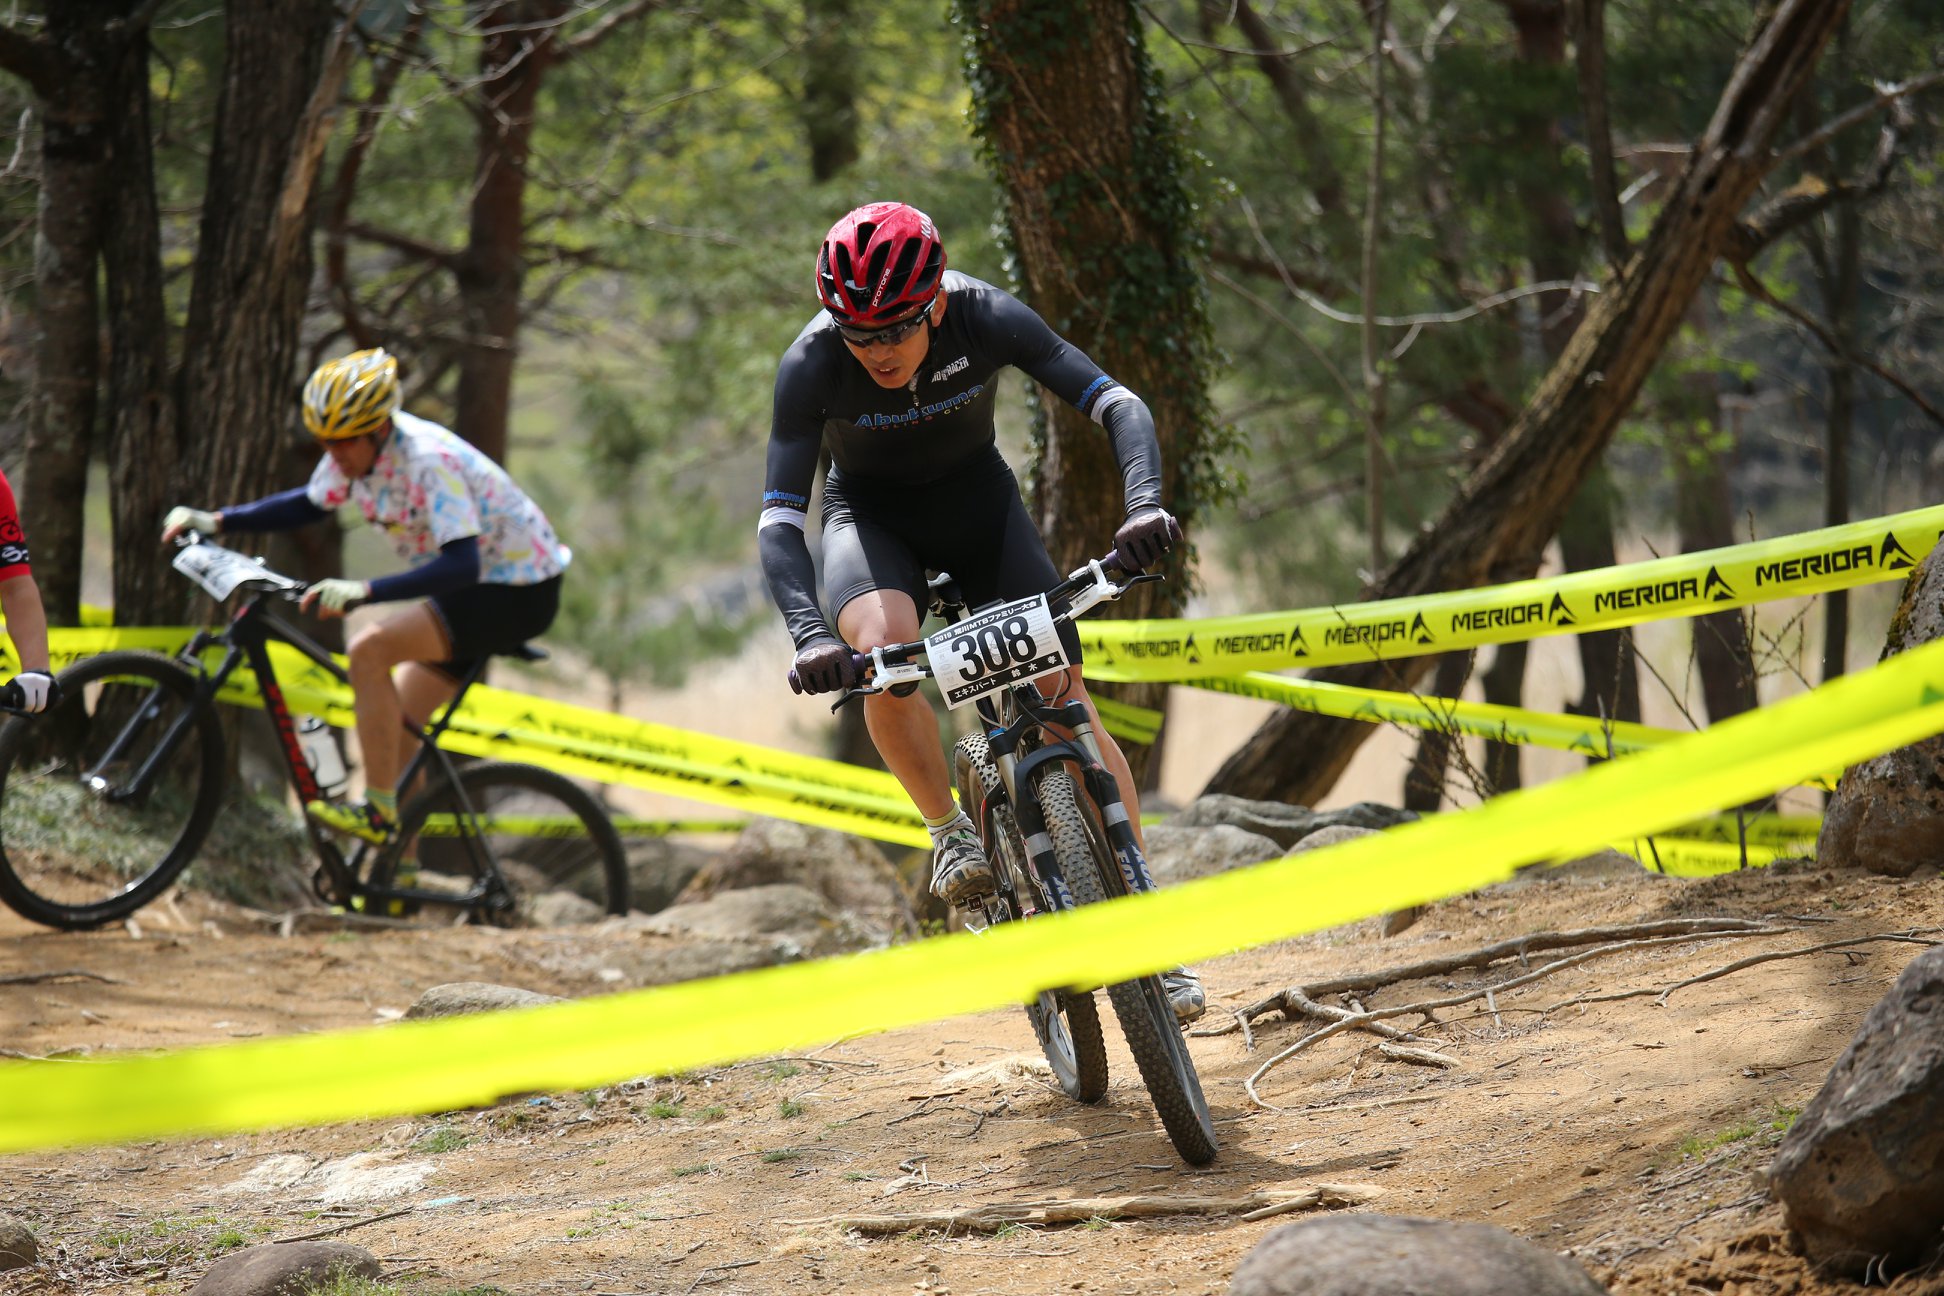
[759,201,1203,1022]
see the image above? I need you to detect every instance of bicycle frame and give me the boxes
[931,574,1161,918]
[159,590,511,914]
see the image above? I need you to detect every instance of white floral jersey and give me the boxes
[307,411,570,585]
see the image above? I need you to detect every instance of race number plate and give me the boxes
[925,593,1069,709]
[171,541,299,601]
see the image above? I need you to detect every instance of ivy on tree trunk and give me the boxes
[956,0,1228,781]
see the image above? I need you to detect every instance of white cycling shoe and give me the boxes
[1162,968,1206,1023]
[929,818,995,906]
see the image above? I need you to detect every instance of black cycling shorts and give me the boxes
[821,451,1082,663]
[426,576,562,682]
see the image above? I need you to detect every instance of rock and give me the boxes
[1172,794,1416,849]
[1819,545,1944,877]
[188,1241,378,1296]
[1143,823,1286,885]
[642,882,840,955]
[525,889,605,927]
[405,982,565,1020]
[0,1215,35,1270]
[625,836,715,913]
[304,1152,435,1205]
[1228,1214,1606,1296]
[679,819,917,941]
[1287,825,1375,855]
[1771,945,1944,1277]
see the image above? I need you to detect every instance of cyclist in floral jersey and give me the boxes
[162,349,570,844]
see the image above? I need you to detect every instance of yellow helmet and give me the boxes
[302,348,400,440]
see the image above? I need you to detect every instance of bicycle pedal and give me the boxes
[956,892,1010,932]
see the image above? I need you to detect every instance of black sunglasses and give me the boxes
[836,309,931,348]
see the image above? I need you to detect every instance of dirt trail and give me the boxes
[1,862,1940,1296]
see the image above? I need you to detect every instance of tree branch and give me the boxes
[1773,67,1944,167]
[563,0,662,55]
[344,220,462,270]
[1729,259,1944,433]
[0,24,59,99]
[1567,0,1629,271]
[1732,97,1910,260]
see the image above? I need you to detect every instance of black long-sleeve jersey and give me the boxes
[758,272,1163,649]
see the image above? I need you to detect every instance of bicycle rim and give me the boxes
[396,760,629,924]
[955,735,1107,1104]
[0,651,225,930]
[1039,766,1219,1165]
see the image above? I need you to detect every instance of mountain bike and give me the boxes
[792,551,1218,1166]
[0,536,627,930]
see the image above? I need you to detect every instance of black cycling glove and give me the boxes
[792,636,859,695]
[1113,507,1181,573]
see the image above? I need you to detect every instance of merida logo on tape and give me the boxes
[1703,566,1736,601]
[1322,615,1434,648]
[1213,625,1309,658]
[1450,602,1546,633]
[1324,619,1405,647]
[1549,593,1575,626]
[1882,532,1915,570]
[1755,544,1873,586]
[1123,632,1200,664]
[1594,576,1697,613]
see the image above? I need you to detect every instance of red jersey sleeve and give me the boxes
[0,470,29,582]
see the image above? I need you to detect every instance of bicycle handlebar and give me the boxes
[786,548,1144,697]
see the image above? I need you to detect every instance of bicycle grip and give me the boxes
[0,681,19,713]
[788,668,803,695]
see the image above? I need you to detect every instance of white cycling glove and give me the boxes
[303,578,370,616]
[7,671,54,713]
[162,506,221,541]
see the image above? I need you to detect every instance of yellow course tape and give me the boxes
[4,631,1943,1154]
[1611,837,1797,876]
[7,630,933,848]
[1190,671,1679,759]
[1185,672,1845,792]
[1081,506,1943,681]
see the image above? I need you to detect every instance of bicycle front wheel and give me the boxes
[396,760,629,923]
[954,735,1107,1104]
[1037,765,1219,1166]
[0,650,226,930]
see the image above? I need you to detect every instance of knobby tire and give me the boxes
[954,734,1108,1104]
[1037,766,1220,1166]
[0,650,226,930]
[394,760,629,923]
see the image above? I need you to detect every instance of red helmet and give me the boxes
[815,201,947,327]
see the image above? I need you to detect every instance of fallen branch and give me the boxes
[1204,917,1777,1035]
[0,969,121,986]
[782,1183,1383,1235]
[1245,926,1791,1108]
[1542,930,1942,1012]
[1378,1042,1459,1069]
[272,1206,416,1244]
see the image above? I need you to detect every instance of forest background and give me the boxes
[0,0,1938,823]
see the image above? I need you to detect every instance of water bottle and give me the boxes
[295,716,348,798]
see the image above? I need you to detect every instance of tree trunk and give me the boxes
[100,9,173,630]
[1204,0,1855,804]
[959,0,1221,783]
[1559,466,1640,726]
[161,0,336,626]
[1401,650,1473,811]
[802,0,859,181]
[1675,416,1757,724]
[14,3,131,627]
[1817,200,1858,684]
[454,0,565,466]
